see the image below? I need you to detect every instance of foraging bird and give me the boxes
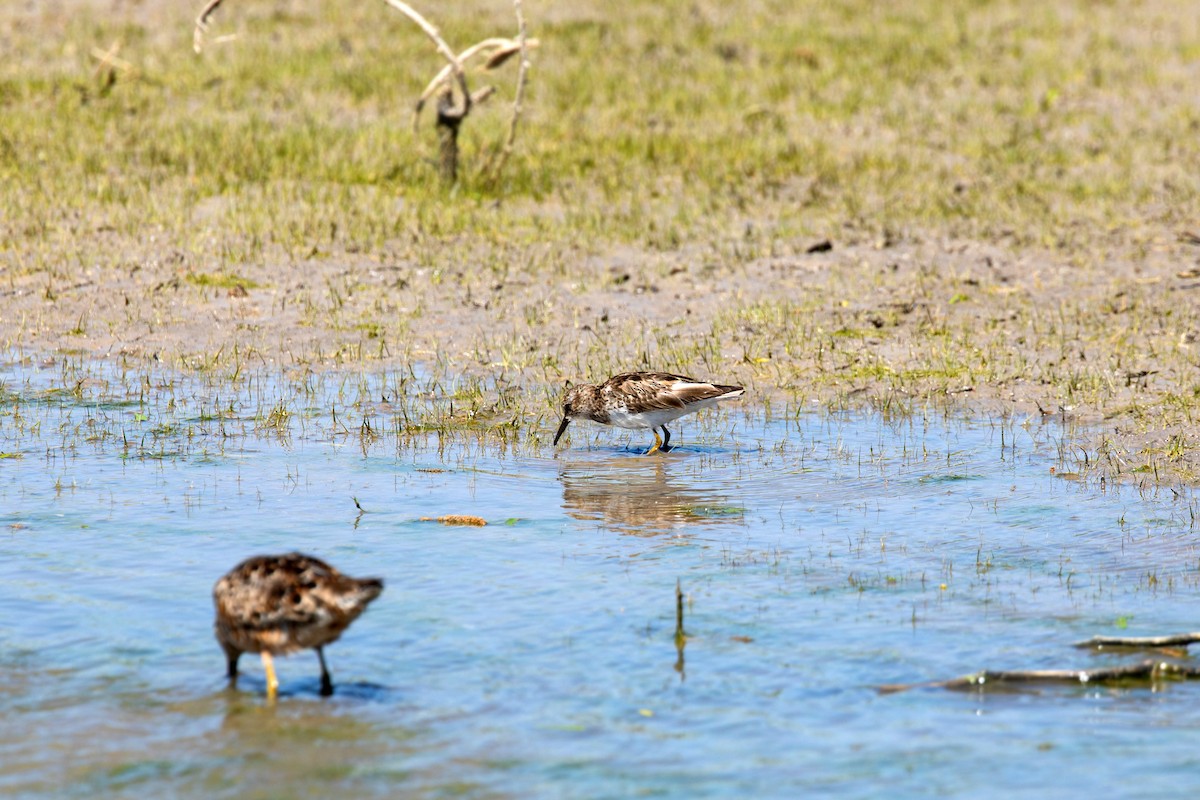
[213,553,383,699]
[553,372,744,454]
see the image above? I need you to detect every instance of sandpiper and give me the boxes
[213,553,383,699]
[552,372,744,454]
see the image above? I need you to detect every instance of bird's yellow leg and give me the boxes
[646,429,663,455]
[261,651,279,699]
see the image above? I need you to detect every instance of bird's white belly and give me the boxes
[605,405,691,429]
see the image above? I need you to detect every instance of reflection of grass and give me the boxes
[719,542,788,570]
[918,474,979,485]
[686,505,744,519]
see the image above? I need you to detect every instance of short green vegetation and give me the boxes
[185,272,261,290]
[3,1,1195,262]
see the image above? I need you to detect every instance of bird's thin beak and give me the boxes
[553,416,570,446]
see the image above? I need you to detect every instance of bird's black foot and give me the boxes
[317,647,335,696]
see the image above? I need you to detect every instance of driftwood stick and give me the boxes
[1073,632,1200,649]
[878,660,1200,694]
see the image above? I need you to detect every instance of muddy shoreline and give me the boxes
[5,228,1200,481]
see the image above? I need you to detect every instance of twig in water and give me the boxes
[674,579,686,680]
[675,579,686,642]
[1073,632,1200,649]
[878,660,1200,694]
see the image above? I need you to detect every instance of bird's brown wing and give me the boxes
[214,553,337,628]
[604,372,741,410]
[669,381,740,405]
[603,373,687,410]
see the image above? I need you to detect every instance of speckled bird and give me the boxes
[553,372,745,454]
[213,553,383,698]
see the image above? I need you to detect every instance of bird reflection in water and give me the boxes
[558,456,742,536]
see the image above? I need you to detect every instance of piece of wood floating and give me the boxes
[878,660,1200,694]
[1073,632,1200,649]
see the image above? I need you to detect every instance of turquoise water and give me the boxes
[3,358,1200,798]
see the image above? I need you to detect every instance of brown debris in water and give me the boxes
[421,514,487,526]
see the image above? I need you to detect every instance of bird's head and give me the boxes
[552,383,587,445]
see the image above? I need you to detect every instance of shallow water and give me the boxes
[3,358,1200,798]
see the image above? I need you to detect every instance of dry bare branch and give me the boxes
[190,0,533,184]
[415,38,538,112]
[482,37,538,70]
[382,0,471,122]
[413,37,538,133]
[414,38,507,127]
[487,0,531,182]
[471,86,497,105]
[193,0,226,53]
[91,40,135,76]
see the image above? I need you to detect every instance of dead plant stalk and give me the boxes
[192,0,535,184]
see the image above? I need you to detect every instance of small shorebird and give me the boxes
[553,372,744,454]
[213,553,383,699]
